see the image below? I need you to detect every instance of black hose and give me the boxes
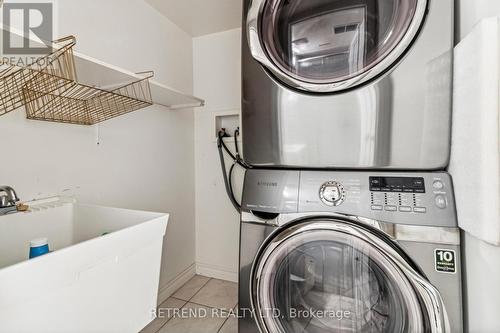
[220,135,248,168]
[234,127,241,158]
[217,131,242,212]
[228,162,237,202]
[221,139,237,160]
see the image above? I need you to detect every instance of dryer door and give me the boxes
[247,0,428,93]
[251,219,449,332]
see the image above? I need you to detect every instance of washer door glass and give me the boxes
[253,222,426,332]
[258,0,426,91]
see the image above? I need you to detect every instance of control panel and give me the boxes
[242,170,457,228]
[299,171,456,227]
[368,176,448,214]
[369,176,426,214]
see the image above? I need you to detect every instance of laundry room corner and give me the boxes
[193,28,243,283]
[0,0,198,306]
[1,0,500,332]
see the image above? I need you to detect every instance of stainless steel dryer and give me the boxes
[242,0,454,169]
[239,169,463,332]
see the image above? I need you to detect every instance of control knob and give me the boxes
[319,181,345,206]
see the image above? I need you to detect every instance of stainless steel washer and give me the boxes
[239,169,463,332]
[241,0,454,169]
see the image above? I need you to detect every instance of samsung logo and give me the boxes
[257,181,278,187]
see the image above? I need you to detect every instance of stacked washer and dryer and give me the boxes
[237,0,462,332]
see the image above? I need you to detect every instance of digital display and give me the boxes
[370,177,425,193]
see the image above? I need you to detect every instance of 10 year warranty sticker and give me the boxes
[435,249,456,274]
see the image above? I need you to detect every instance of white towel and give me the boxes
[449,17,500,246]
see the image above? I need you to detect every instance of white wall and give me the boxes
[193,28,242,282]
[0,0,196,299]
[457,0,500,40]
[456,1,500,332]
[462,234,500,332]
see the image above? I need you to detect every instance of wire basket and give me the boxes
[0,36,77,116]
[23,72,153,125]
[1,34,155,125]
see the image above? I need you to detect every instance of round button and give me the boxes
[433,180,444,190]
[319,181,345,206]
[435,195,447,209]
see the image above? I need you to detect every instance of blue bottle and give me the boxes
[29,238,49,259]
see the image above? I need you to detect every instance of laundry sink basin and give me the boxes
[0,197,168,333]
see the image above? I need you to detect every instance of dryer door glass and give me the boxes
[252,222,427,332]
[257,0,426,91]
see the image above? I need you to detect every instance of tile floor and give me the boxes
[140,275,238,333]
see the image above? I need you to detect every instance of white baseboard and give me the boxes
[157,263,196,304]
[196,262,238,283]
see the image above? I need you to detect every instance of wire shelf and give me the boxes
[23,71,153,125]
[0,35,156,125]
[0,36,77,116]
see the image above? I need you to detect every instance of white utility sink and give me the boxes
[0,197,169,333]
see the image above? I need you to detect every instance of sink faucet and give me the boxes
[0,186,20,215]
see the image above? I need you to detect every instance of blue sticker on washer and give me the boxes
[434,249,456,274]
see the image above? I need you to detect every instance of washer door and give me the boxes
[251,219,449,332]
[247,0,428,93]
